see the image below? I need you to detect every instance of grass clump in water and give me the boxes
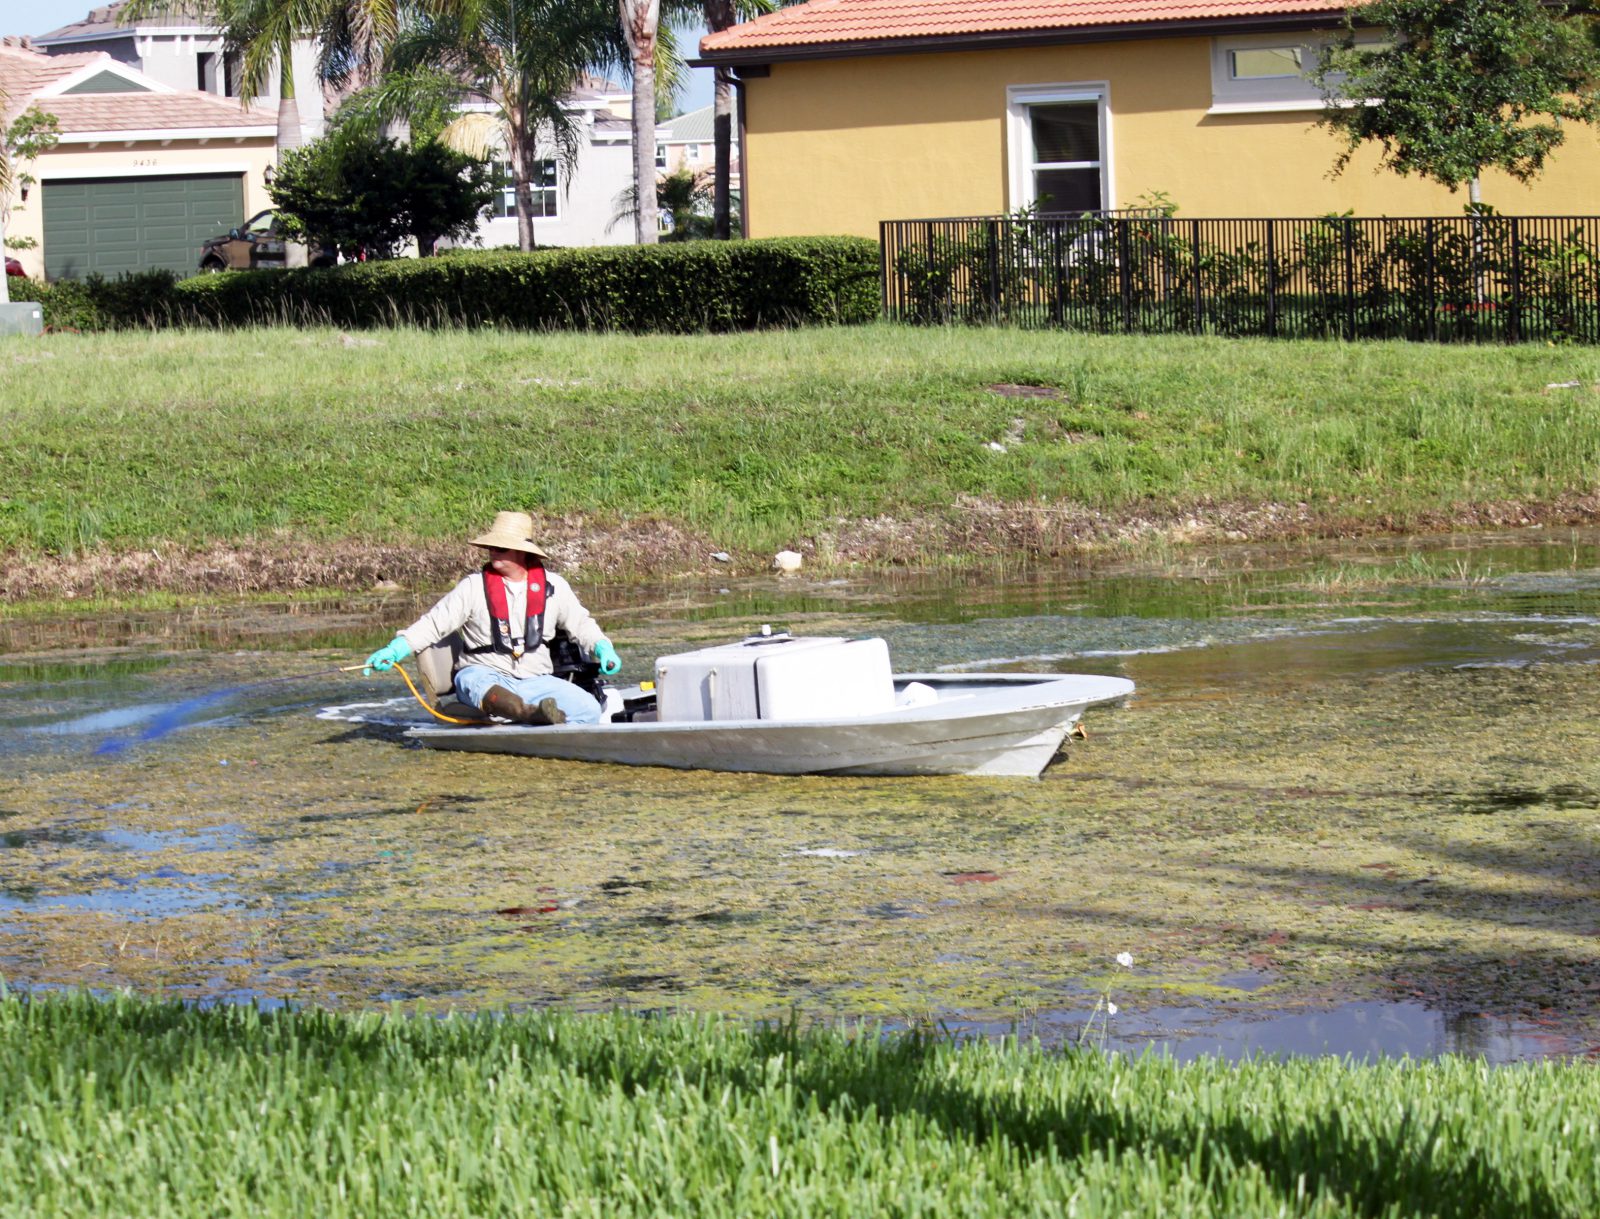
[2,990,1597,1217]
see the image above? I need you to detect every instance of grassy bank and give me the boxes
[2,992,1596,1218]
[4,325,1600,595]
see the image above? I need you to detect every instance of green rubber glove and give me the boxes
[593,639,622,676]
[363,636,413,676]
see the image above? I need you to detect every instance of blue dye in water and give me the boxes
[93,687,244,755]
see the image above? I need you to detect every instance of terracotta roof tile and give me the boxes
[40,93,275,132]
[0,44,100,120]
[1,47,274,132]
[702,0,1351,54]
[36,1,210,43]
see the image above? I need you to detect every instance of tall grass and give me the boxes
[4,325,1600,558]
[2,991,1597,1217]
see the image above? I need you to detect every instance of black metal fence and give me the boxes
[881,212,1600,343]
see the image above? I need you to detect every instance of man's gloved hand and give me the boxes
[363,636,413,676]
[593,639,622,676]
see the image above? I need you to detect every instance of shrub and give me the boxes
[32,270,181,332]
[166,237,880,331]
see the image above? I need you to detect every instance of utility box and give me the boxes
[655,634,895,723]
[0,301,44,337]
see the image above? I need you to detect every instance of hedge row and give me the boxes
[29,238,882,333]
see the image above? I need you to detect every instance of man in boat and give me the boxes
[362,511,622,725]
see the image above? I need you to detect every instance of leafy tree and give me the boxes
[269,129,494,257]
[339,0,623,252]
[1313,0,1600,205]
[0,81,13,304]
[2,105,60,251]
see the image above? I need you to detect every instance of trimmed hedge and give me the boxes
[32,238,881,333]
[28,270,182,333]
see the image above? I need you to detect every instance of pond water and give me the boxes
[1,529,1598,1063]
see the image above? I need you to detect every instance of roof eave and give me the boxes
[694,9,1354,68]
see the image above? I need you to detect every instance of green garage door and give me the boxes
[42,174,244,280]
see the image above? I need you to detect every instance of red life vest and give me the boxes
[465,564,547,660]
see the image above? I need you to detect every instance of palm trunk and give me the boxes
[712,69,733,240]
[510,135,537,252]
[276,44,308,267]
[622,0,660,245]
[705,0,735,240]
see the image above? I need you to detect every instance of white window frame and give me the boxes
[1006,82,1112,215]
[490,159,561,222]
[1209,30,1388,114]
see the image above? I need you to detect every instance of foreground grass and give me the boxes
[4,325,1600,572]
[2,993,1596,1218]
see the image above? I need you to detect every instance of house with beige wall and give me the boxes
[697,0,1600,239]
[656,103,741,188]
[2,42,276,279]
[32,2,325,138]
[445,80,638,251]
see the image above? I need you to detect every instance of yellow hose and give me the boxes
[381,662,481,725]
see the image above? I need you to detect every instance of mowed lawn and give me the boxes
[4,323,1600,560]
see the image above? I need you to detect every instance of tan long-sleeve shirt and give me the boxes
[399,569,608,680]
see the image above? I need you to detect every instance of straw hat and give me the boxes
[468,511,549,559]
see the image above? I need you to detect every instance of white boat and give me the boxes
[401,631,1133,777]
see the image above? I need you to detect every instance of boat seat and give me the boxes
[415,633,489,722]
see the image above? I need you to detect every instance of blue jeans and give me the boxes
[453,665,602,725]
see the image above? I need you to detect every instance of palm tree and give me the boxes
[619,0,661,245]
[675,0,778,240]
[223,0,403,112]
[123,0,306,153]
[701,0,734,240]
[342,0,623,251]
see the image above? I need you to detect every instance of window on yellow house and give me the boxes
[1007,84,1108,214]
[1229,46,1303,79]
[1211,31,1387,112]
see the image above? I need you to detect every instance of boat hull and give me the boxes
[405,673,1132,778]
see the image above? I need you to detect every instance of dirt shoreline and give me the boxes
[5,493,1599,601]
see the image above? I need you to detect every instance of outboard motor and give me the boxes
[548,630,607,702]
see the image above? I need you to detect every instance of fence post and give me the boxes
[1050,219,1065,328]
[979,217,992,318]
[1508,216,1522,343]
[880,221,893,321]
[1117,219,1134,332]
[1266,219,1277,338]
[1191,220,1203,334]
[1343,218,1357,340]
[1425,219,1437,342]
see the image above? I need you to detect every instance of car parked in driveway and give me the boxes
[199,211,335,271]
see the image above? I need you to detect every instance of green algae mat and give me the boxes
[2,609,1597,1052]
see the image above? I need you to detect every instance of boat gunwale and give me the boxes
[404,672,1134,740]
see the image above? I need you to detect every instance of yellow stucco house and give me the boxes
[697,0,1600,238]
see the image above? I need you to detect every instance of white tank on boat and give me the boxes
[654,633,895,723]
